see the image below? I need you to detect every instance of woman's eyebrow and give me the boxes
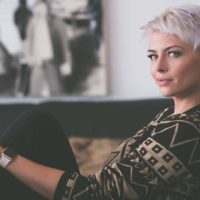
[147,45,184,53]
[147,49,156,53]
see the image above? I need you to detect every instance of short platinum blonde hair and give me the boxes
[142,4,200,50]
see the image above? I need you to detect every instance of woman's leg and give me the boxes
[0,107,79,200]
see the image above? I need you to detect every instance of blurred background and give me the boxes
[0,0,106,97]
[0,0,199,99]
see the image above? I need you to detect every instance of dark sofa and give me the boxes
[0,97,173,139]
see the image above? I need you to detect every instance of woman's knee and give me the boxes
[0,107,65,155]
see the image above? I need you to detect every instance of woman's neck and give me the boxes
[173,97,200,115]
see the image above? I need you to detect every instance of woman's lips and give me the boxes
[156,79,172,86]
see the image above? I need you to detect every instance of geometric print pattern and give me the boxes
[137,137,191,183]
[55,104,200,200]
[151,122,200,166]
[59,172,79,200]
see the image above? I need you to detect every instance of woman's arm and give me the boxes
[0,146,65,200]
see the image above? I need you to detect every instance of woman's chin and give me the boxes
[159,89,173,97]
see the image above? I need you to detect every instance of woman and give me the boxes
[1,4,200,200]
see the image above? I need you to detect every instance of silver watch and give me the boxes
[0,147,17,168]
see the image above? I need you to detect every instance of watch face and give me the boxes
[4,148,17,159]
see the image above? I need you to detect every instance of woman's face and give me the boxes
[148,30,200,100]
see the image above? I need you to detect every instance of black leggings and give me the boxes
[0,108,79,200]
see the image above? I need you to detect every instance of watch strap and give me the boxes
[0,147,17,168]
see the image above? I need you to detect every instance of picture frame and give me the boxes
[0,0,106,98]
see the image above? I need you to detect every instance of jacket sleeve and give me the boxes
[53,132,151,200]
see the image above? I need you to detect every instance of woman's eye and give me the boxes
[168,51,182,57]
[147,54,157,61]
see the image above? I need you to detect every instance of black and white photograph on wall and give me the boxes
[0,0,106,97]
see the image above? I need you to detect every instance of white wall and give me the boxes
[105,0,200,99]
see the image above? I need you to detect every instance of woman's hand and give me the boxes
[0,145,64,200]
[0,146,4,158]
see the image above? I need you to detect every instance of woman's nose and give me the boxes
[154,56,168,73]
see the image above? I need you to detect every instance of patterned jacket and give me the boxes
[54,105,200,200]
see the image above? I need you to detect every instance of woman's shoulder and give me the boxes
[153,105,200,130]
[168,108,200,130]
